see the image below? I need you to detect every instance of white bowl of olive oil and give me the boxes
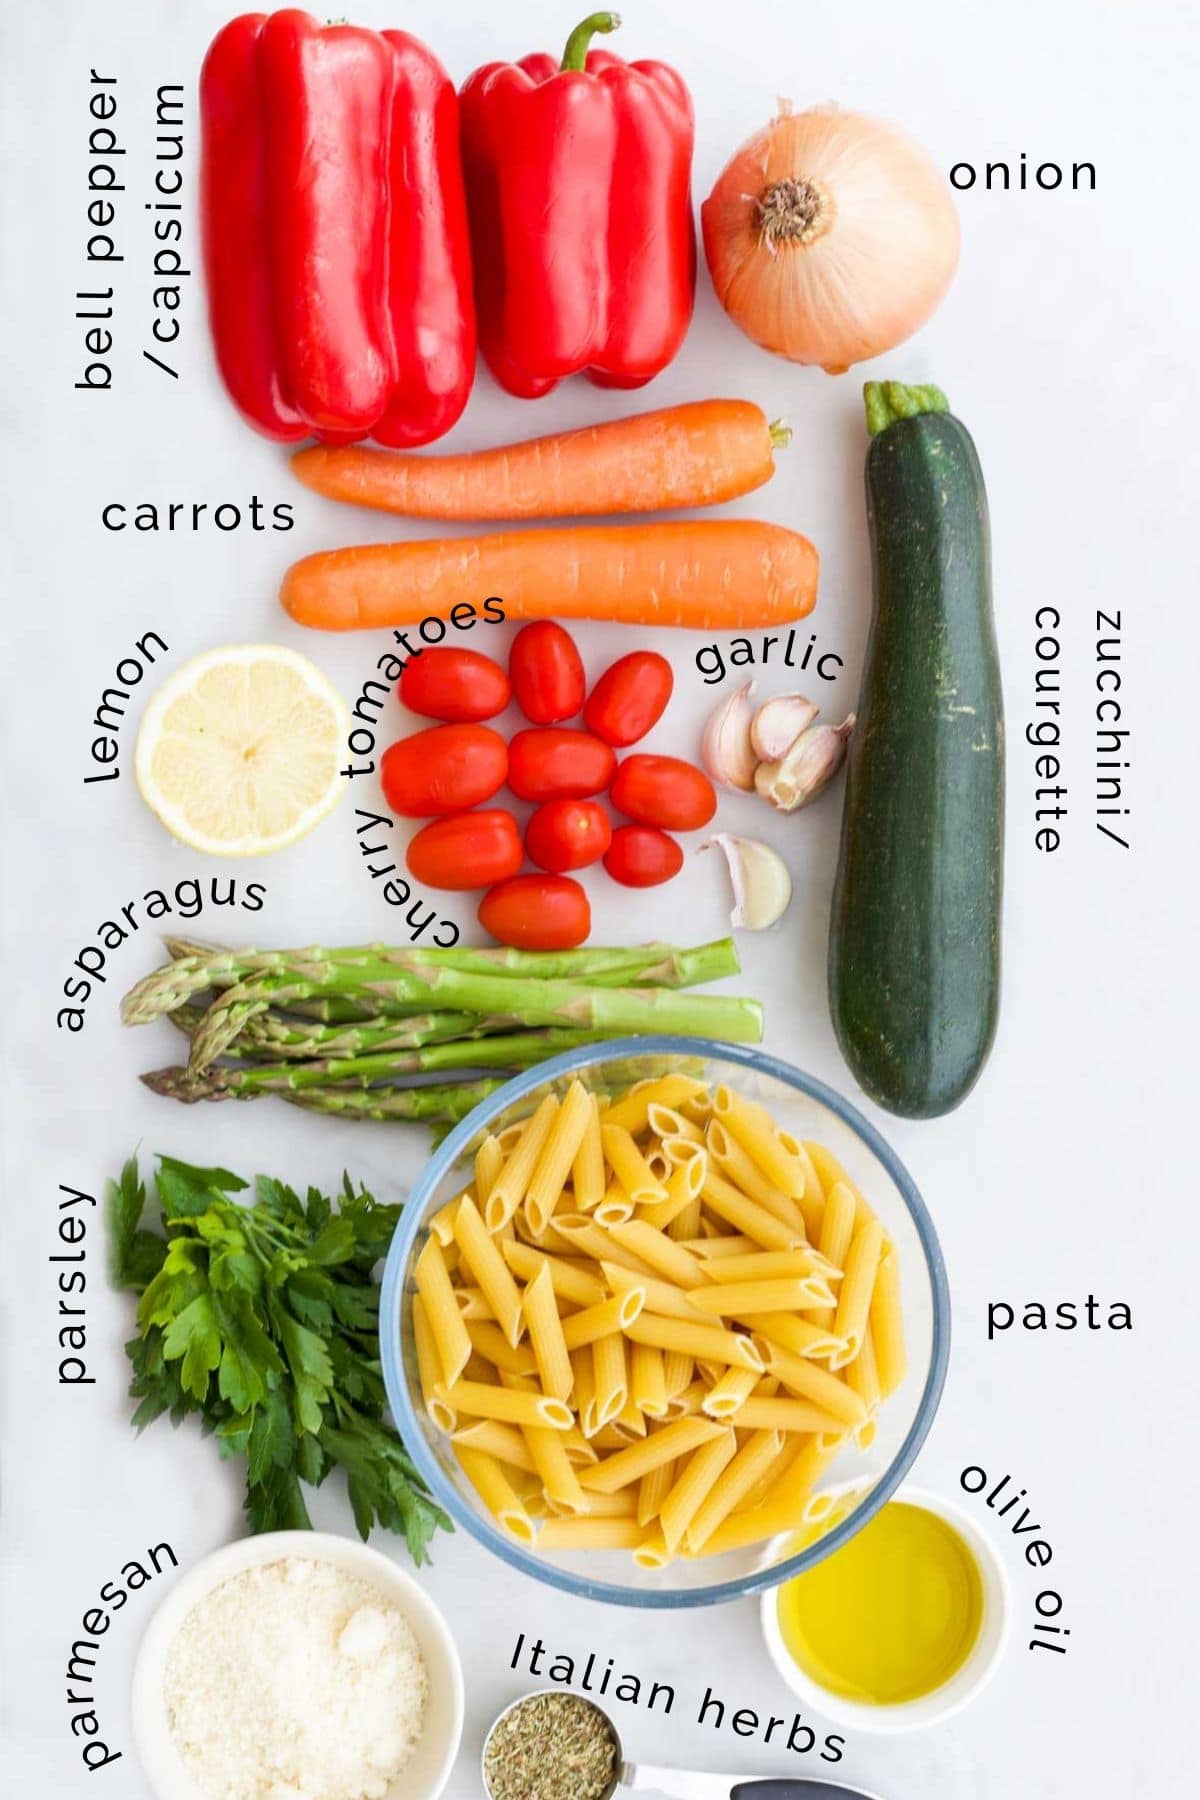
[761,1484,1010,1733]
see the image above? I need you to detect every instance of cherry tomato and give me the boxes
[507,728,616,802]
[603,825,685,887]
[479,874,591,949]
[399,647,511,722]
[609,755,717,831]
[381,724,508,817]
[525,799,612,873]
[406,810,523,890]
[509,621,586,724]
[583,651,674,747]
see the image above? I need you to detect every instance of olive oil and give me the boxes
[777,1501,984,1705]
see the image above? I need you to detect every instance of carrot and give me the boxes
[280,520,819,633]
[289,400,789,521]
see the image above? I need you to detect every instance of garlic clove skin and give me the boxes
[750,693,820,762]
[704,833,793,930]
[701,681,759,790]
[755,715,856,812]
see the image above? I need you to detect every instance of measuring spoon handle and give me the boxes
[625,1765,883,1800]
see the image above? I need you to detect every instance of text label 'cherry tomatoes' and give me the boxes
[509,621,586,725]
[405,810,523,890]
[525,799,613,873]
[399,647,511,722]
[381,723,508,817]
[479,874,591,950]
[609,755,718,832]
[603,825,685,888]
[583,651,674,748]
[507,728,616,802]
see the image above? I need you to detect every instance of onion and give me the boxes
[701,102,960,373]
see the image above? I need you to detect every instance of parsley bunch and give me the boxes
[107,1154,451,1562]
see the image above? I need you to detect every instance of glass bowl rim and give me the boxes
[379,1034,951,1609]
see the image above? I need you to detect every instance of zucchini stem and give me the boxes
[864,381,950,437]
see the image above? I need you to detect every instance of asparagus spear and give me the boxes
[167,1004,510,1061]
[142,1027,613,1100]
[184,968,762,1076]
[279,1079,507,1124]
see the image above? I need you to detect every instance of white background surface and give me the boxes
[3,1,1198,1795]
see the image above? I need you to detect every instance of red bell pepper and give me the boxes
[200,10,475,445]
[460,12,695,399]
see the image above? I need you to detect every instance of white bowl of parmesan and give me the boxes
[131,1531,464,1800]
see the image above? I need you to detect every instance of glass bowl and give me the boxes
[379,1037,949,1609]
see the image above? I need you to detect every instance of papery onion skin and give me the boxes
[701,104,960,373]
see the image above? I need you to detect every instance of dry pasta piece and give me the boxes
[513,1211,577,1254]
[571,1347,600,1439]
[814,1181,858,1327]
[786,1138,827,1239]
[602,1259,707,1325]
[454,1193,525,1347]
[869,1244,908,1396]
[700,1248,839,1285]
[713,1085,805,1196]
[537,1516,644,1551]
[630,1341,668,1418]
[600,1123,670,1206]
[686,1429,782,1551]
[659,1429,738,1551]
[500,1240,606,1309]
[473,1136,504,1208]
[592,1332,628,1427]
[465,1320,539,1378]
[831,1217,884,1366]
[637,1457,676,1527]
[552,1214,657,1277]
[690,1277,834,1317]
[415,1237,473,1387]
[685,1233,757,1259]
[522,1262,575,1401]
[455,1445,536,1543]
[561,1424,598,1466]
[624,1313,764,1371]
[442,1379,572,1430]
[577,1487,637,1518]
[632,1531,674,1569]
[665,1380,709,1416]
[485,1093,560,1231]
[560,1289,644,1350]
[700,1170,803,1252]
[803,1142,873,1227]
[451,1419,537,1472]
[523,1424,589,1514]
[753,1339,868,1427]
[701,1364,760,1419]
[706,1121,806,1234]
[413,1294,456,1432]
[662,1348,693,1399]
[428,1196,463,1247]
[666,1193,704,1241]
[638,1157,705,1233]
[578,1414,726,1493]
[594,1180,636,1226]
[454,1285,497,1321]
[647,1102,704,1144]
[732,1396,845,1433]
[611,1393,648,1438]
[570,1095,606,1214]
[601,1074,708,1135]
[606,1219,706,1290]
[751,1311,845,1365]
[525,1080,595,1234]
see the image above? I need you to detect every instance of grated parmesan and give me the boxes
[163,1557,429,1800]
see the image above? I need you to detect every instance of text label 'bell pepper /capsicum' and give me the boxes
[200,9,475,446]
[460,11,695,398]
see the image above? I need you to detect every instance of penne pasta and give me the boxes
[577,1486,637,1517]
[428,1196,463,1247]
[706,1120,807,1234]
[630,1341,669,1418]
[552,1215,656,1278]
[601,1123,670,1207]
[662,1348,694,1399]
[624,1312,764,1371]
[500,1239,607,1310]
[637,1458,676,1528]
[465,1320,538,1378]
[413,1294,456,1432]
[713,1085,805,1197]
[755,1339,868,1426]
[869,1244,908,1397]
[659,1430,738,1551]
[578,1415,726,1493]
[451,1418,537,1472]
[700,1170,804,1252]
[601,1074,709,1135]
[602,1259,706,1325]
[700,1247,840,1285]
[523,1425,589,1514]
[638,1157,706,1233]
[442,1378,573,1430]
[571,1347,600,1439]
[592,1332,628,1427]
[691,1277,835,1317]
[752,1311,846,1365]
[455,1445,536,1543]
[732,1396,846,1433]
[561,1289,645,1350]
[686,1429,781,1551]
[607,1219,706,1290]
[525,1081,595,1234]
[701,1364,760,1419]
[570,1095,607,1215]
[522,1263,575,1401]
[474,1135,505,1208]
[594,1180,636,1227]
[454,1193,525,1347]
[831,1217,884,1366]
[536,1516,644,1551]
[485,1093,560,1232]
[415,1237,473,1388]
[647,1103,704,1144]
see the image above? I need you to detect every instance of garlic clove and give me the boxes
[750,693,820,762]
[704,833,793,930]
[755,715,856,812]
[701,681,759,790]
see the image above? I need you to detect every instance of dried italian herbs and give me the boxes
[483,1692,619,1800]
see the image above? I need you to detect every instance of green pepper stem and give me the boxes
[864,381,951,437]
[561,11,621,71]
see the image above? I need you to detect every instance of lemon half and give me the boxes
[135,644,348,856]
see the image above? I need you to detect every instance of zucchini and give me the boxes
[828,381,1003,1119]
